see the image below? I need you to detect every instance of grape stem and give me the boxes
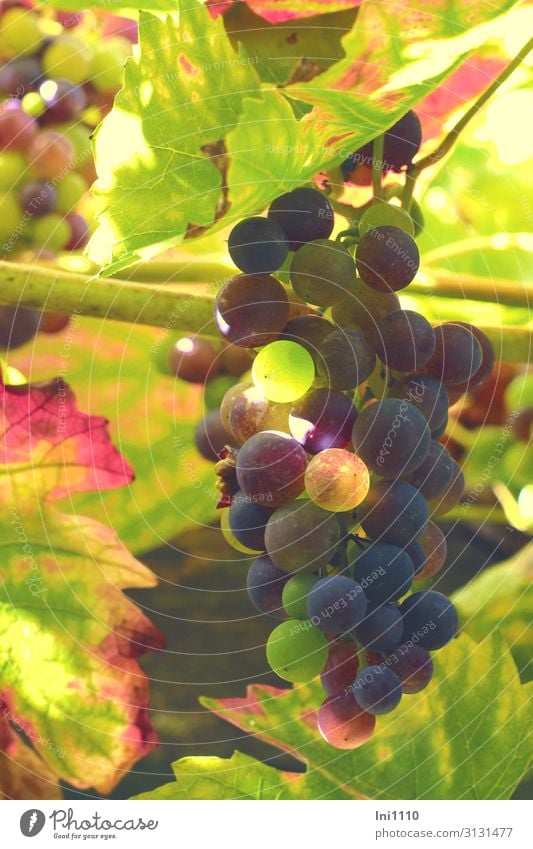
[402,36,533,211]
[371,134,385,200]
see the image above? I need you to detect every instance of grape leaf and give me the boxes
[453,545,533,681]
[90,0,521,272]
[14,318,217,555]
[0,712,62,800]
[135,633,532,799]
[207,0,362,24]
[41,1,178,10]
[0,378,164,794]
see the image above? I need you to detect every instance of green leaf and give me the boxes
[90,6,261,273]
[453,545,533,681]
[133,633,532,799]
[13,319,217,555]
[133,751,295,800]
[90,0,522,272]
[0,379,163,794]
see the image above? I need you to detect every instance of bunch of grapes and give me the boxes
[0,1,135,348]
[185,110,496,751]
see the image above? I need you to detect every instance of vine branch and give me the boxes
[403,36,533,209]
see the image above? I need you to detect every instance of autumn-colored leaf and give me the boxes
[0,378,163,794]
[0,711,61,800]
[207,0,362,24]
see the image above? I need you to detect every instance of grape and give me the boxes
[0,305,40,349]
[215,274,289,347]
[220,507,257,554]
[0,57,41,97]
[307,574,367,634]
[0,103,37,150]
[282,573,319,619]
[352,543,414,603]
[168,336,220,384]
[54,122,91,165]
[359,202,414,237]
[305,449,370,512]
[89,38,131,93]
[266,619,328,682]
[252,340,314,403]
[56,10,84,29]
[195,410,232,461]
[40,79,87,124]
[39,312,70,334]
[428,460,464,517]
[424,323,483,386]
[0,7,43,55]
[352,399,430,477]
[28,131,74,180]
[375,310,436,373]
[343,111,422,180]
[64,212,89,251]
[0,191,22,241]
[101,15,138,43]
[0,150,25,190]
[354,602,404,652]
[281,314,334,358]
[317,691,375,749]
[356,226,419,293]
[247,554,289,619]
[405,540,426,576]
[289,239,356,306]
[236,430,307,507]
[384,643,433,694]
[352,664,402,715]
[331,281,400,347]
[228,216,288,274]
[265,498,341,573]
[289,388,358,454]
[400,591,458,650]
[320,643,360,696]
[229,387,290,446]
[228,490,275,552]
[31,213,70,250]
[317,328,376,391]
[415,521,447,580]
[42,35,93,85]
[54,172,87,214]
[220,380,250,431]
[268,187,334,250]
[449,323,495,393]
[359,480,429,546]
[388,373,449,433]
[19,181,56,216]
[406,440,454,500]
[220,343,253,377]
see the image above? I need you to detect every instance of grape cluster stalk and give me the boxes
[161,111,495,750]
[0,1,135,348]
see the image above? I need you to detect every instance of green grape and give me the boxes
[0,193,23,242]
[89,38,130,92]
[282,573,319,619]
[252,340,314,403]
[0,152,26,191]
[42,36,93,85]
[289,239,356,306]
[55,172,87,214]
[204,374,236,411]
[266,619,328,682]
[53,123,92,164]
[359,201,414,237]
[305,449,370,512]
[0,8,43,56]
[21,92,46,119]
[31,214,70,251]
[505,372,533,411]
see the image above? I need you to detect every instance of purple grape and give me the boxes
[247,554,289,619]
[289,388,358,454]
[19,181,56,216]
[307,575,367,635]
[352,663,402,715]
[384,643,433,694]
